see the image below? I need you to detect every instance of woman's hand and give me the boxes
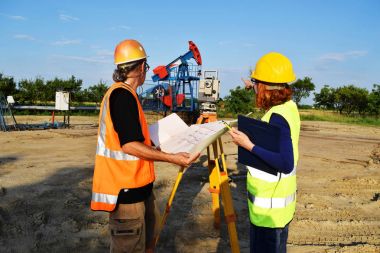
[241,78,254,90]
[228,127,255,151]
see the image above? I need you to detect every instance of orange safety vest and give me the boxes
[91,82,155,212]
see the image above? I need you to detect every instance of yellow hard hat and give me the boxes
[251,52,296,83]
[114,39,147,65]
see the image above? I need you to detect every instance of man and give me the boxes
[91,39,198,253]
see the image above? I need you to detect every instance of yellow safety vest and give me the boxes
[247,100,300,228]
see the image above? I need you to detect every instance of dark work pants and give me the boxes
[250,222,289,253]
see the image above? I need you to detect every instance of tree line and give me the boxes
[313,84,380,115]
[222,77,380,116]
[1,72,379,116]
[0,73,108,106]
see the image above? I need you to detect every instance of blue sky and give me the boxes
[1,0,379,104]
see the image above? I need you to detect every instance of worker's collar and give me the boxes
[121,82,137,93]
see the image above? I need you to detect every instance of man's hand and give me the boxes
[170,152,200,167]
[228,127,254,151]
[122,141,200,167]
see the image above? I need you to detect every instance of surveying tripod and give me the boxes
[153,112,240,253]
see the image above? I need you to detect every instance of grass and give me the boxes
[217,109,264,119]
[218,108,380,127]
[299,109,380,127]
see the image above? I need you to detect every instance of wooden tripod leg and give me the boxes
[152,166,185,249]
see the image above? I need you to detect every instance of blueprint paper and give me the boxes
[149,113,236,155]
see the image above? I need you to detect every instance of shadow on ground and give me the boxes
[0,154,250,253]
[0,165,108,253]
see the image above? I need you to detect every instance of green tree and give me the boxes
[224,86,255,114]
[17,78,39,104]
[355,88,370,115]
[34,77,46,103]
[368,84,380,116]
[17,77,49,104]
[335,85,369,115]
[45,78,63,101]
[291,77,315,106]
[0,73,17,97]
[77,88,90,103]
[87,81,109,105]
[45,76,83,102]
[64,75,82,101]
[314,85,336,109]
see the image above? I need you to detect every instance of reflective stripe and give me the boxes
[92,192,118,205]
[95,94,139,161]
[248,191,295,209]
[99,97,108,142]
[96,140,139,160]
[246,165,296,183]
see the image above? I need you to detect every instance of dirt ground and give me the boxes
[0,115,379,253]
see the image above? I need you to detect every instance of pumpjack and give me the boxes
[139,41,202,122]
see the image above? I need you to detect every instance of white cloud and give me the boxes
[59,14,79,22]
[110,25,132,31]
[13,34,35,40]
[218,67,242,73]
[218,67,246,75]
[52,54,109,64]
[9,15,27,20]
[243,42,255,47]
[218,40,232,46]
[96,49,113,56]
[119,25,131,30]
[52,39,81,46]
[319,50,367,62]
[0,13,27,20]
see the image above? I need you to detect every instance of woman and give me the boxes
[229,52,300,253]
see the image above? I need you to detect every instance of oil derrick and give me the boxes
[0,93,18,131]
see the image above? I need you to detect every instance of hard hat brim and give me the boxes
[115,56,147,65]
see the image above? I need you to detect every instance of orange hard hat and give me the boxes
[114,39,147,65]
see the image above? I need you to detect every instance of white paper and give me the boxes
[149,113,189,146]
[149,113,236,155]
